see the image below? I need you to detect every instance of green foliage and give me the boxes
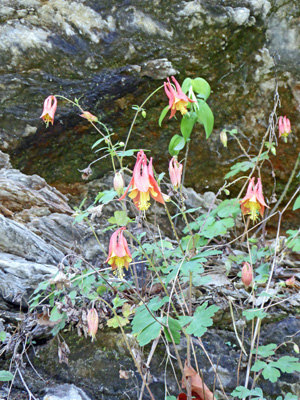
[224,151,269,179]
[95,190,118,204]
[0,331,6,342]
[163,317,182,344]
[180,302,219,337]
[231,386,266,400]
[159,105,170,126]
[276,394,298,400]
[286,229,300,252]
[252,356,300,383]
[196,99,214,139]
[108,211,132,226]
[168,134,186,156]
[242,308,267,321]
[131,296,169,346]
[180,112,197,141]
[0,370,14,382]
[293,195,300,210]
[252,343,277,357]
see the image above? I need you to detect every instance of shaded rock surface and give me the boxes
[0,0,299,197]
[43,384,92,400]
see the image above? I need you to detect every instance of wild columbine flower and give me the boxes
[240,177,269,222]
[105,227,132,278]
[241,262,253,287]
[113,172,124,196]
[80,111,98,123]
[40,95,57,127]
[164,76,195,118]
[119,150,164,211]
[278,116,291,138]
[87,308,99,341]
[169,157,182,190]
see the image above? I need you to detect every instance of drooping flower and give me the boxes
[113,172,124,196]
[40,95,57,126]
[105,227,132,278]
[240,178,269,222]
[278,116,291,138]
[87,308,99,341]
[285,276,296,287]
[119,150,165,211]
[241,262,253,287]
[80,111,98,123]
[164,76,195,119]
[220,130,228,148]
[169,157,183,190]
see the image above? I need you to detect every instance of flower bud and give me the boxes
[80,111,98,123]
[285,276,296,287]
[87,308,98,341]
[114,172,124,196]
[241,262,253,287]
[220,130,228,148]
[169,157,182,190]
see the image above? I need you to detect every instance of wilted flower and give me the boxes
[113,172,124,196]
[241,262,253,287]
[278,116,291,138]
[78,165,93,180]
[105,227,132,278]
[164,76,195,119]
[220,130,228,148]
[40,95,57,127]
[169,157,182,190]
[240,178,268,222]
[119,150,164,211]
[285,276,296,287]
[80,111,98,123]
[87,308,98,341]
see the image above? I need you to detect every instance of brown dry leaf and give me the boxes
[36,313,61,327]
[58,341,70,365]
[119,369,130,380]
[180,361,216,400]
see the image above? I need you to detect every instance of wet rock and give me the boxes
[43,384,92,400]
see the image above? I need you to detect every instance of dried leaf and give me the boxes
[58,341,70,365]
[180,361,215,400]
[119,369,130,380]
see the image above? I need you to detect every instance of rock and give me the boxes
[43,384,92,400]
[0,252,57,307]
[226,7,251,26]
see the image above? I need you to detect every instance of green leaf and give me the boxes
[261,363,281,383]
[0,370,14,382]
[196,100,214,139]
[180,112,197,141]
[117,150,134,157]
[192,78,211,100]
[0,332,6,342]
[215,199,241,218]
[50,306,64,322]
[252,343,277,357]
[251,360,268,372]
[112,296,127,309]
[202,218,234,239]
[168,135,185,156]
[293,195,300,211]
[95,190,117,204]
[107,315,129,328]
[185,302,219,337]
[276,394,298,400]
[242,308,267,321]
[231,387,266,400]
[164,318,181,344]
[108,211,131,227]
[272,356,300,373]
[159,105,170,126]
[137,321,162,346]
[181,78,192,94]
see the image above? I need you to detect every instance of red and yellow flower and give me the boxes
[105,227,132,278]
[164,76,195,119]
[119,150,164,211]
[240,177,268,222]
[278,116,291,138]
[169,157,183,190]
[40,95,57,126]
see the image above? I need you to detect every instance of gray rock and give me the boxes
[43,384,92,400]
[0,252,57,307]
[0,215,64,264]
